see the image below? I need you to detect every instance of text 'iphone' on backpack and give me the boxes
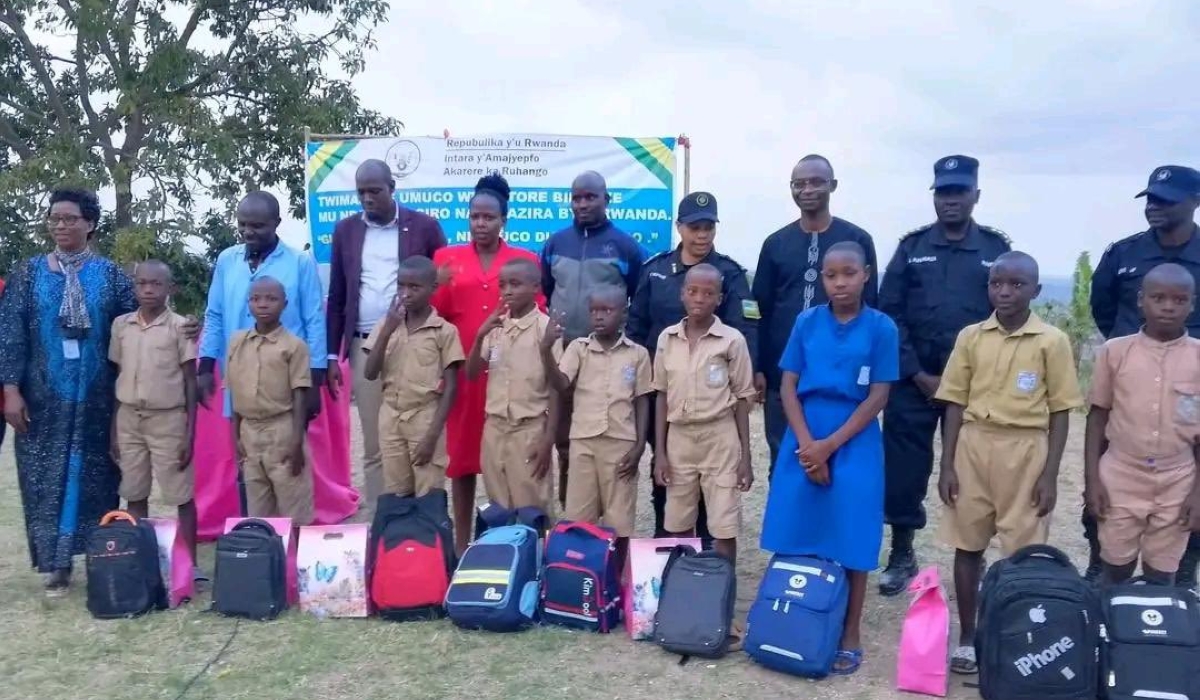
[368,490,456,621]
[976,544,1101,700]
[85,510,168,619]
[653,546,737,661]
[446,524,542,632]
[744,554,849,677]
[212,518,288,620]
[474,502,550,540]
[1100,579,1200,700]
[540,520,621,632]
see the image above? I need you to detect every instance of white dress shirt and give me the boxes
[357,214,400,334]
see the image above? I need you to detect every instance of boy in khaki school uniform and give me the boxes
[935,251,1083,675]
[466,259,560,514]
[542,285,652,564]
[227,277,314,526]
[653,265,756,567]
[108,260,199,563]
[363,256,463,516]
[1085,263,1200,585]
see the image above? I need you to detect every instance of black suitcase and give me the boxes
[212,519,288,620]
[976,544,1102,700]
[85,510,167,619]
[653,546,736,660]
[1101,580,1200,699]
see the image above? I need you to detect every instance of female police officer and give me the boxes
[626,191,759,541]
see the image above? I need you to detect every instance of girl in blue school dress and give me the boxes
[760,240,899,676]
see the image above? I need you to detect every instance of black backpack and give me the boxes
[976,544,1102,700]
[1101,579,1200,699]
[474,501,550,539]
[653,546,736,661]
[85,510,168,619]
[212,519,288,620]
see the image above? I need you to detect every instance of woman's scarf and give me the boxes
[53,247,93,338]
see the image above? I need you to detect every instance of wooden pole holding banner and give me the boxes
[679,133,691,195]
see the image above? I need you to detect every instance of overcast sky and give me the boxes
[276,0,1200,275]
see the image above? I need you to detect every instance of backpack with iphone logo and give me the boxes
[976,544,1101,700]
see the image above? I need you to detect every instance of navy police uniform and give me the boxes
[878,156,1011,592]
[1087,164,1200,583]
[627,191,759,539]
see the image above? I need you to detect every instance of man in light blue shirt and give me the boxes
[198,191,328,417]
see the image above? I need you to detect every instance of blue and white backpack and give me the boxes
[745,554,849,678]
[445,524,542,632]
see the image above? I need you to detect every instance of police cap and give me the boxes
[930,155,979,190]
[677,191,719,224]
[1136,165,1200,204]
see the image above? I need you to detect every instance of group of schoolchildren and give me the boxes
[106,217,1200,682]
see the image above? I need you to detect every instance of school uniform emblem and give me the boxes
[1176,392,1200,424]
[706,362,728,388]
[489,345,501,363]
[1015,371,1038,393]
[622,364,636,387]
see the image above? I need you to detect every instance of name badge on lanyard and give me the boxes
[62,339,80,360]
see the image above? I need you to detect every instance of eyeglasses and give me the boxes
[790,178,831,190]
[47,214,84,227]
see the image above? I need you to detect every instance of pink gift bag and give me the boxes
[623,537,702,640]
[146,517,194,608]
[224,517,299,606]
[896,566,950,697]
[296,524,369,618]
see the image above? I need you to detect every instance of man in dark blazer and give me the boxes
[325,159,447,511]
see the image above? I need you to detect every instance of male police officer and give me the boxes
[877,155,1012,596]
[1088,164,1200,586]
[627,191,758,540]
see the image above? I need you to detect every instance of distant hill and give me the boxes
[1039,275,1074,305]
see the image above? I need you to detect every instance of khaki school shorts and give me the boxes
[379,400,446,497]
[116,405,193,506]
[565,434,638,537]
[482,415,554,513]
[939,421,1049,555]
[664,415,742,540]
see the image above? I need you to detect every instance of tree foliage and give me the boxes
[1037,251,1098,370]
[0,0,399,310]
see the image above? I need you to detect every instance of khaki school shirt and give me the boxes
[109,310,197,410]
[1089,332,1200,467]
[651,317,756,425]
[226,326,312,420]
[936,312,1083,430]
[363,309,464,420]
[480,309,561,422]
[559,334,652,440]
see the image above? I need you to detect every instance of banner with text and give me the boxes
[305,134,678,265]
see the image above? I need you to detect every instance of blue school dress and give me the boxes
[760,305,899,572]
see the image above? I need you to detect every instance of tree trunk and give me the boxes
[113,171,134,230]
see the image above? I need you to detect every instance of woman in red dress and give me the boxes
[432,174,542,553]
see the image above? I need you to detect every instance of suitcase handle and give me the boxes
[99,510,136,526]
[1009,544,1071,567]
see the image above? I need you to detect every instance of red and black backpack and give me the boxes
[368,490,456,621]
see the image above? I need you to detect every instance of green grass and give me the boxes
[0,412,1092,699]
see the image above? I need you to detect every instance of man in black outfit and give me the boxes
[877,155,1012,596]
[752,154,878,476]
[1088,164,1200,586]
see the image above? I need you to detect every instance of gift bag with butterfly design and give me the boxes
[296,523,369,618]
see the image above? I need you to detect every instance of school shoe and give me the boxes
[1177,546,1200,593]
[878,548,918,597]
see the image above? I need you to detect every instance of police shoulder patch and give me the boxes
[741,299,761,320]
[899,223,934,242]
[978,225,1011,244]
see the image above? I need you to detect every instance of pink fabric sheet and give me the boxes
[193,360,360,541]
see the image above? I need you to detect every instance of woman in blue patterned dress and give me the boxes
[0,189,136,596]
